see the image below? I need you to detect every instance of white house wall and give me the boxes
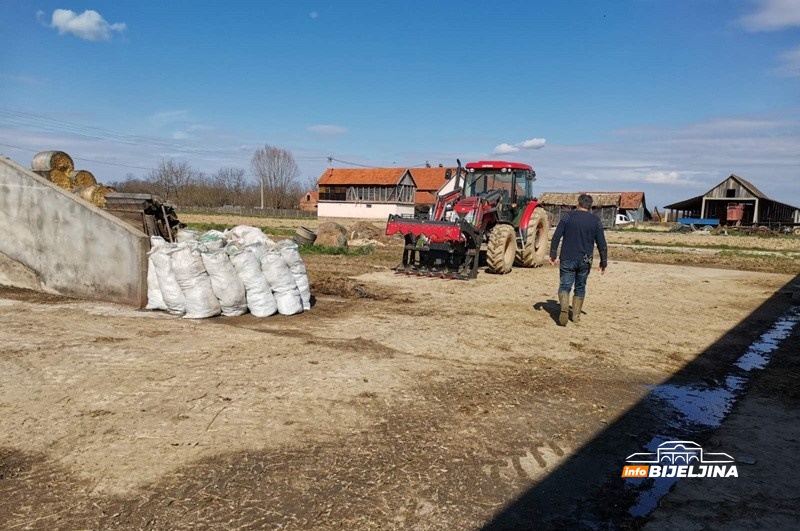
[317,202,415,219]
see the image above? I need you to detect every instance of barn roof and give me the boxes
[414,191,437,205]
[317,168,413,186]
[539,192,621,207]
[409,167,455,192]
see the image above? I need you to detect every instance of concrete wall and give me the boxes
[0,156,148,306]
[317,201,414,219]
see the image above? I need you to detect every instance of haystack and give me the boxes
[349,221,383,240]
[315,221,348,247]
[31,151,74,189]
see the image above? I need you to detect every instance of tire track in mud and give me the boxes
[0,359,611,530]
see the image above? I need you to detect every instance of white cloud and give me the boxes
[773,44,800,77]
[492,137,547,154]
[308,124,347,135]
[641,171,694,185]
[517,137,547,149]
[492,143,520,155]
[43,9,126,41]
[309,11,319,19]
[740,0,800,31]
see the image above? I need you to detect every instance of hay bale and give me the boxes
[71,170,97,187]
[32,150,74,174]
[49,169,72,190]
[349,221,383,240]
[315,227,347,247]
[76,184,114,208]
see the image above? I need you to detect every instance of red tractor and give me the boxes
[385,160,550,279]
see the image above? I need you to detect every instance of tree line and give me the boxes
[110,145,315,209]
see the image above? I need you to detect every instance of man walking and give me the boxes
[549,194,608,326]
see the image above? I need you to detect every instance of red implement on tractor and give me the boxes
[385,160,550,279]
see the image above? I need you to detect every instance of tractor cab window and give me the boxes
[466,170,514,198]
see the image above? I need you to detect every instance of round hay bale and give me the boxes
[76,184,114,208]
[48,169,72,190]
[32,151,74,174]
[71,169,97,187]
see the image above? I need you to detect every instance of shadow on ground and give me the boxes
[483,273,800,529]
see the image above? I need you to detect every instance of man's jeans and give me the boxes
[559,259,591,297]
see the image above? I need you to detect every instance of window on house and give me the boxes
[726,189,736,198]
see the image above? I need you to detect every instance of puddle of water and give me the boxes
[626,305,800,518]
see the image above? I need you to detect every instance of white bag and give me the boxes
[145,236,168,311]
[150,245,186,316]
[277,240,311,310]
[225,225,275,248]
[199,230,227,251]
[230,248,278,317]
[176,228,199,243]
[170,246,221,319]
[201,250,248,316]
[260,250,303,315]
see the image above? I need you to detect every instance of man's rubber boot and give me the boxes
[572,296,584,325]
[558,292,569,326]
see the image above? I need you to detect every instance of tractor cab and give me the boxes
[461,161,536,225]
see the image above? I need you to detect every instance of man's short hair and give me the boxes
[578,194,593,209]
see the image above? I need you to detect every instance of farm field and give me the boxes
[1,215,799,529]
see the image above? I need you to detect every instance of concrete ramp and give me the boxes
[0,155,148,306]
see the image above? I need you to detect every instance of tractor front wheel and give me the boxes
[515,207,551,268]
[486,224,516,274]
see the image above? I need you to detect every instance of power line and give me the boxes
[0,142,155,171]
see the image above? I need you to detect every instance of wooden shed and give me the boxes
[665,174,800,226]
[539,193,621,228]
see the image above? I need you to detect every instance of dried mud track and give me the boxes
[0,263,797,529]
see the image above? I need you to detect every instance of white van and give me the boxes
[615,213,634,226]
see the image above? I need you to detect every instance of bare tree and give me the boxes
[213,167,249,206]
[148,158,196,205]
[250,145,301,209]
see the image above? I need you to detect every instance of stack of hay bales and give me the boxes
[31,150,114,207]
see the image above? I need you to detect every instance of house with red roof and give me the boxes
[316,167,418,218]
[315,165,456,218]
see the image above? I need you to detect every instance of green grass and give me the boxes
[298,244,374,256]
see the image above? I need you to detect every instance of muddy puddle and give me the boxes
[626,304,800,518]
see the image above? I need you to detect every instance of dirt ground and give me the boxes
[2,229,799,530]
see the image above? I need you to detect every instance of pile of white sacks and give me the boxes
[146,225,311,318]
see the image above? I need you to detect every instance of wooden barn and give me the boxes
[539,192,621,228]
[664,174,800,226]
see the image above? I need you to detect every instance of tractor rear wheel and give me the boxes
[515,207,551,268]
[486,224,516,274]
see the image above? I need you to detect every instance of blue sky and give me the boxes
[1,0,799,207]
